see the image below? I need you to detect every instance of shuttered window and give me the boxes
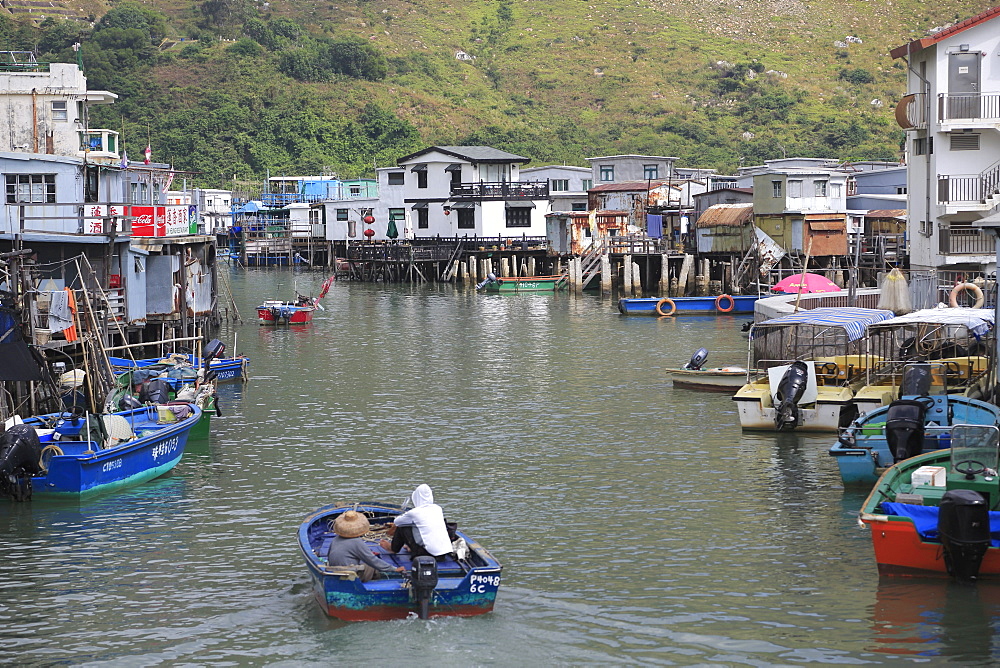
[950,134,981,151]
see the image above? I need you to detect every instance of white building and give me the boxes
[892,6,1000,271]
[585,154,677,185]
[519,165,592,212]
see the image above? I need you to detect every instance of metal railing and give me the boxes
[938,93,1000,122]
[937,159,1000,205]
[938,226,996,255]
[450,181,548,199]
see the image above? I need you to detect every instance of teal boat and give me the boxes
[476,274,567,293]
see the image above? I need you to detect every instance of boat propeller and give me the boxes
[683,348,709,371]
[774,361,810,431]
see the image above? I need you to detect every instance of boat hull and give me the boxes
[299,503,502,621]
[23,405,200,498]
[732,380,856,432]
[618,295,758,315]
[666,368,747,392]
[256,303,315,324]
[109,355,248,383]
[481,276,566,293]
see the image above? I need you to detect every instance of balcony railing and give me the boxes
[938,226,995,255]
[938,93,1000,123]
[937,160,1000,204]
[450,181,548,199]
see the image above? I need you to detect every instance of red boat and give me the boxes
[256,277,333,325]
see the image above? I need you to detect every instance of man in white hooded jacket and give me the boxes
[381,484,453,559]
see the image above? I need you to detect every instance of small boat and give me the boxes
[476,273,567,293]
[298,502,503,621]
[108,345,248,384]
[618,294,759,316]
[733,307,895,432]
[858,423,1000,579]
[666,348,748,392]
[0,404,201,500]
[830,363,1000,485]
[258,277,334,325]
[853,308,995,416]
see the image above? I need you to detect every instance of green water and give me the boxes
[1,268,999,665]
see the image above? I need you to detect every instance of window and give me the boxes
[505,207,531,228]
[417,171,427,189]
[572,203,587,211]
[951,133,981,151]
[309,209,321,225]
[84,167,98,202]
[643,164,659,180]
[5,174,56,203]
[51,101,67,121]
[457,209,475,229]
[913,136,933,155]
[787,180,802,198]
[600,166,614,181]
[388,208,405,225]
[814,180,828,197]
[896,187,908,195]
[582,179,593,190]
[387,172,404,185]
[417,208,428,229]
[551,179,569,192]
[349,184,361,196]
[771,180,782,198]
[831,183,842,199]
[336,209,348,221]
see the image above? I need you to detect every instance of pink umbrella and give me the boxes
[771,272,842,294]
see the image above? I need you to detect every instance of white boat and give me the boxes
[667,366,748,392]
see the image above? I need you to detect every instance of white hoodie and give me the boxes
[392,484,452,556]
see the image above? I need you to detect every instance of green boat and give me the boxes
[476,274,567,293]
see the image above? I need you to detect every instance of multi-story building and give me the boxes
[892,6,1000,271]
[519,165,591,212]
[752,168,849,259]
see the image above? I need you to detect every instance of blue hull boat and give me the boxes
[298,502,503,621]
[618,294,759,316]
[830,395,1000,486]
[108,354,249,384]
[9,405,201,499]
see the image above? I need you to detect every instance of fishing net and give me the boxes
[877,268,912,315]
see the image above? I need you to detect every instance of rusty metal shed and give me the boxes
[695,203,754,253]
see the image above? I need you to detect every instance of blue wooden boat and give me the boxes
[108,351,249,385]
[0,404,201,500]
[829,363,1000,485]
[617,294,759,316]
[298,502,503,621]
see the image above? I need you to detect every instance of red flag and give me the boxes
[144,145,151,165]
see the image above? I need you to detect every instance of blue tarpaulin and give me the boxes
[753,307,895,342]
[883,502,1000,546]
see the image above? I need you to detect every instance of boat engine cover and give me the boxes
[138,378,171,404]
[0,424,42,500]
[885,399,929,462]
[774,361,810,430]
[203,338,226,363]
[938,489,990,580]
[683,348,709,371]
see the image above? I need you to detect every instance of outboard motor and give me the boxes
[118,394,143,411]
[411,555,439,620]
[0,424,43,501]
[885,399,930,463]
[203,338,226,364]
[900,363,933,397]
[774,361,810,431]
[683,348,709,371]
[138,378,172,404]
[939,489,990,580]
[475,273,498,291]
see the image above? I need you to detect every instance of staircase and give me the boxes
[980,159,1000,208]
[441,238,465,281]
[578,237,606,290]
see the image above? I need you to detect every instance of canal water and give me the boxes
[2,268,1000,666]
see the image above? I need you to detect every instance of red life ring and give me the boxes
[715,294,735,313]
[655,298,676,316]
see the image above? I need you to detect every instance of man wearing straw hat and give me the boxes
[327,510,405,582]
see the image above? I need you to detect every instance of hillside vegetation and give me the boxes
[1,0,996,187]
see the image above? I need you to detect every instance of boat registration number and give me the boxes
[102,459,122,473]
[152,436,180,460]
[469,573,500,593]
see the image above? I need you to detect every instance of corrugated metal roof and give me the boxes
[864,209,907,218]
[695,203,753,228]
[397,146,529,164]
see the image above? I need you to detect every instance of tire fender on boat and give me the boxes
[655,298,676,317]
[949,282,984,309]
[715,294,735,313]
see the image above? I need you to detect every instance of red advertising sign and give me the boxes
[131,205,157,236]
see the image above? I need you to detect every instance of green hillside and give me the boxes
[1,0,996,187]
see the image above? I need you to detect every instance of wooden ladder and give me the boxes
[578,237,606,290]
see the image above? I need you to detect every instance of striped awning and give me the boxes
[753,307,896,342]
[872,308,995,337]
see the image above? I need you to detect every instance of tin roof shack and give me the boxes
[691,187,753,227]
[132,235,218,331]
[546,211,630,255]
[752,169,849,258]
[695,203,754,254]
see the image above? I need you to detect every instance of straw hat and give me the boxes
[333,510,370,538]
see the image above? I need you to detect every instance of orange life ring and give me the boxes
[715,294,735,313]
[949,282,984,309]
[655,298,676,316]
